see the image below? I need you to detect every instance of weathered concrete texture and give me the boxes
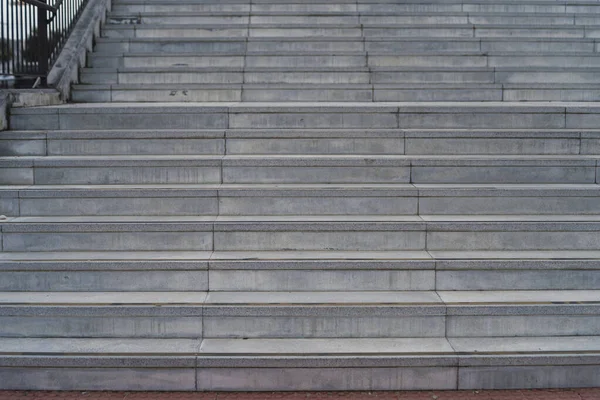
[0,368,196,390]
[197,367,458,391]
[458,365,600,390]
[203,315,445,338]
[209,270,434,291]
[0,95,6,131]
[47,0,112,100]
[4,0,600,392]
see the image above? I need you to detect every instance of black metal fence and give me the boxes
[1,0,89,86]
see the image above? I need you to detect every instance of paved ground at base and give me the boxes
[1,390,600,400]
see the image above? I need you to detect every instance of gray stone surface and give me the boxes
[3,231,212,251]
[5,0,600,391]
[197,367,457,391]
[458,365,600,389]
[20,197,219,216]
[210,270,434,291]
[0,316,203,338]
[203,315,445,338]
[0,368,196,390]
[0,271,208,291]
[447,315,600,337]
[47,0,111,100]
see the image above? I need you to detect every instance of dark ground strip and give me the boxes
[1,389,600,400]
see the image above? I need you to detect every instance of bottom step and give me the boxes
[0,337,599,391]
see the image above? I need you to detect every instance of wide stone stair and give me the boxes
[1,0,600,392]
[73,0,600,102]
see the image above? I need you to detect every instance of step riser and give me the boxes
[12,134,592,157]
[1,364,598,391]
[202,315,445,339]
[3,227,600,252]
[94,41,247,53]
[5,194,600,217]
[437,270,600,291]
[209,270,435,291]
[0,314,203,338]
[72,87,600,103]
[112,4,250,12]
[0,271,208,292]
[13,107,599,130]
[101,26,600,39]
[91,39,598,55]
[1,308,597,338]
[104,15,600,26]
[447,315,600,337]
[2,268,599,292]
[78,71,600,85]
[5,162,597,185]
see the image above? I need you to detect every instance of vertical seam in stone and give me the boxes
[17,187,22,217]
[424,218,428,253]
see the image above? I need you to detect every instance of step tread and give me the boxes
[0,337,201,354]
[430,250,600,259]
[1,290,596,306]
[202,336,600,355]
[0,250,433,262]
[2,336,597,357]
[13,101,600,111]
[0,292,208,304]
[5,214,600,224]
[3,183,599,197]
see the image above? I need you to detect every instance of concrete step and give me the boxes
[3,183,600,217]
[0,249,598,291]
[87,53,370,69]
[104,12,600,27]
[3,154,599,185]
[71,83,377,102]
[93,37,249,53]
[434,255,600,290]
[0,250,433,291]
[2,215,600,252]
[2,335,600,390]
[0,336,599,390]
[10,102,600,131]
[0,290,598,338]
[78,66,600,86]
[101,24,365,38]
[91,37,600,55]
[363,25,587,38]
[99,24,599,39]
[197,336,600,390]
[209,251,600,291]
[0,251,212,291]
[7,127,592,157]
[0,292,207,338]
[69,82,600,103]
[86,52,600,69]
[112,3,252,12]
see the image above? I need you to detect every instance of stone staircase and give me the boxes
[1,0,600,392]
